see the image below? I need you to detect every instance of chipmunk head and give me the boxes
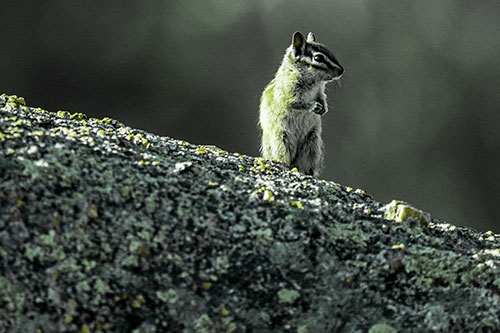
[290,31,344,82]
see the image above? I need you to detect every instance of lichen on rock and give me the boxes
[1,93,500,332]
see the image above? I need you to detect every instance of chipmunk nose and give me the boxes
[337,66,344,77]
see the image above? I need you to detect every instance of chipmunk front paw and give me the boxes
[310,102,326,115]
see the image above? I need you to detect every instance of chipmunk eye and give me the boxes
[313,54,326,63]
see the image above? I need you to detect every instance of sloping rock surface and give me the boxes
[1,94,500,332]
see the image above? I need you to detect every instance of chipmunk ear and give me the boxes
[292,31,305,57]
[307,32,316,43]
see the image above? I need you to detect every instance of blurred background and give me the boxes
[2,1,499,231]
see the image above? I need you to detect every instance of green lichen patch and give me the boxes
[369,323,397,333]
[1,93,500,332]
[277,288,300,304]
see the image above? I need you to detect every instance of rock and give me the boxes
[1,94,500,332]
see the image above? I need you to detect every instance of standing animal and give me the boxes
[259,31,343,176]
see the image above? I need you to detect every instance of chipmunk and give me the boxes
[259,31,343,176]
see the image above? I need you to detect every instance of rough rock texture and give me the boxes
[1,93,500,333]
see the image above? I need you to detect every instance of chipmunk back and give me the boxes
[259,31,343,176]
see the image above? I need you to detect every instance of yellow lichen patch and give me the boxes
[216,149,228,155]
[114,292,127,302]
[484,249,500,257]
[262,189,274,202]
[14,96,26,106]
[81,324,90,333]
[354,188,366,195]
[70,112,87,121]
[479,231,500,241]
[3,94,26,107]
[290,201,304,210]
[29,130,45,137]
[251,187,275,202]
[57,110,70,118]
[97,321,111,330]
[391,243,405,249]
[123,132,151,148]
[100,117,113,124]
[88,205,98,219]
[381,200,431,225]
[65,314,73,323]
[132,295,145,308]
[196,147,208,155]
[251,157,273,174]
[52,214,62,226]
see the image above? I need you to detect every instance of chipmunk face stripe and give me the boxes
[296,39,344,78]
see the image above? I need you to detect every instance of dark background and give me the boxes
[2,1,499,231]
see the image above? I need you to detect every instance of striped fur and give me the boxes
[259,31,343,176]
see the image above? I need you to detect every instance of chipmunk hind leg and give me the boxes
[291,126,324,176]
